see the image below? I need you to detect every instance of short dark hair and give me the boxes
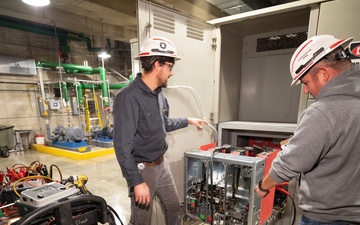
[140,56,175,73]
[308,46,352,77]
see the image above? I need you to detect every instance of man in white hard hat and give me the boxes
[113,36,207,225]
[254,35,360,224]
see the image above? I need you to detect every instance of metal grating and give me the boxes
[186,19,204,41]
[256,31,307,52]
[153,9,175,34]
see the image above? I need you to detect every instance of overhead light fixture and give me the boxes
[98,19,111,59]
[98,51,111,59]
[22,0,50,7]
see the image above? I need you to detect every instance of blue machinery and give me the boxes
[51,125,90,152]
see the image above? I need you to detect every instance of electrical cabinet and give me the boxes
[184,147,284,225]
[137,0,360,224]
[185,150,264,224]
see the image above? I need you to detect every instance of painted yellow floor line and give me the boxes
[33,144,114,160]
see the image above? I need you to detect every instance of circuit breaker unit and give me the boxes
[184,149,266,225]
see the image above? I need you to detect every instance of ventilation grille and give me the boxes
[153,9,175,34]
[256,31,307,52]
[186,20,204,41]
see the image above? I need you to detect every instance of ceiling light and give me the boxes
[98,51,111,59]
[22,0,50,7]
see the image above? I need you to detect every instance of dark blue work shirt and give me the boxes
[113,74,188,187]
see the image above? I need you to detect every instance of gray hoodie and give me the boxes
[269,64,360,222]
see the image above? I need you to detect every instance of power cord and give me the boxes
[166,85,218,143]
[276,182,296,225]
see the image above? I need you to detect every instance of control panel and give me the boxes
[19,182,80,208]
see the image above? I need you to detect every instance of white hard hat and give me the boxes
[290,35,353,86]
[135,36,181,60]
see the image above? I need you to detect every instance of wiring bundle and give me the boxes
[0,161,123,225]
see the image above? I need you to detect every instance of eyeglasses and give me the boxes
[164,63,174,71]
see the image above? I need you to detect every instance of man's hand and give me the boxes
[254,185,270,198]
[253,175,279,198]
[134,182,150,206]
[188,118,207,131]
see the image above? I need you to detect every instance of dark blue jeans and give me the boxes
[300,215,358,225]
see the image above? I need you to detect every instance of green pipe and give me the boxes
[61,82,69,103]
[0,16,108,54]
[37,61,101,74]
[99,67,109,107]
[64,35,104,52]
[51,82,127,109]
[39,61,130,108]
[38,61,107,106]
[81,83,128,89]
[76,83,84,106]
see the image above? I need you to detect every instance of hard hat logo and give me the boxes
[295,47,324,74]
[289,35,353,86]
[160,42,166,49]
[135,36,181,60]
[151,48,175,55]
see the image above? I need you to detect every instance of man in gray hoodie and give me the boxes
[254,35,360,224]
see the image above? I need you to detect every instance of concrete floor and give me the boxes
[0,148,131,224]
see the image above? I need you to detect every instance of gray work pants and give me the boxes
[128,158,181,225]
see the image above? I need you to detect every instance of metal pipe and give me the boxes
[107,67,129,81]
[0,16,107,54]
[0,81,38,85]
[37,61,100,74]
[45,118,53,140]
[99,67,109,107]
[75,82,84,107]
[37,62,129,112]
[37,67,48,118]
[61,82,69,103]
[0,90,38,92]
[81,83,127,89]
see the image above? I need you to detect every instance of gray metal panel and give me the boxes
[239,26,305,123]
[217,28,242,123]
[217,121,297,146]
[240,53,301,122]
[0,55,36,76]
[317,0,360,41]
[186,150,264,166]
[208,0,332,26]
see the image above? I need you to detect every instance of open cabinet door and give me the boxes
[137,1,217,224]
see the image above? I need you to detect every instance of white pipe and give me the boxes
[37,67,46,103]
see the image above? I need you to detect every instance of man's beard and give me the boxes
[161,79,168,88]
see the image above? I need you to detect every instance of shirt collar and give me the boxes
[135,73,162,95]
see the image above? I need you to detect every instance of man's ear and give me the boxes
[153,61,161,72]
[319,67,331,83]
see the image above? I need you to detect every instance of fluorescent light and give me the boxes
[22,0,50,7]
[98,51,111,59]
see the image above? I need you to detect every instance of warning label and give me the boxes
[349,41,360,64]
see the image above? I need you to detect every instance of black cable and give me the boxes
[107,204,124,225]
[287,194,296,225]
[29,161,40,167]
[49,164,62,181]
[11,163,27,168]
[209,149,220,225]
